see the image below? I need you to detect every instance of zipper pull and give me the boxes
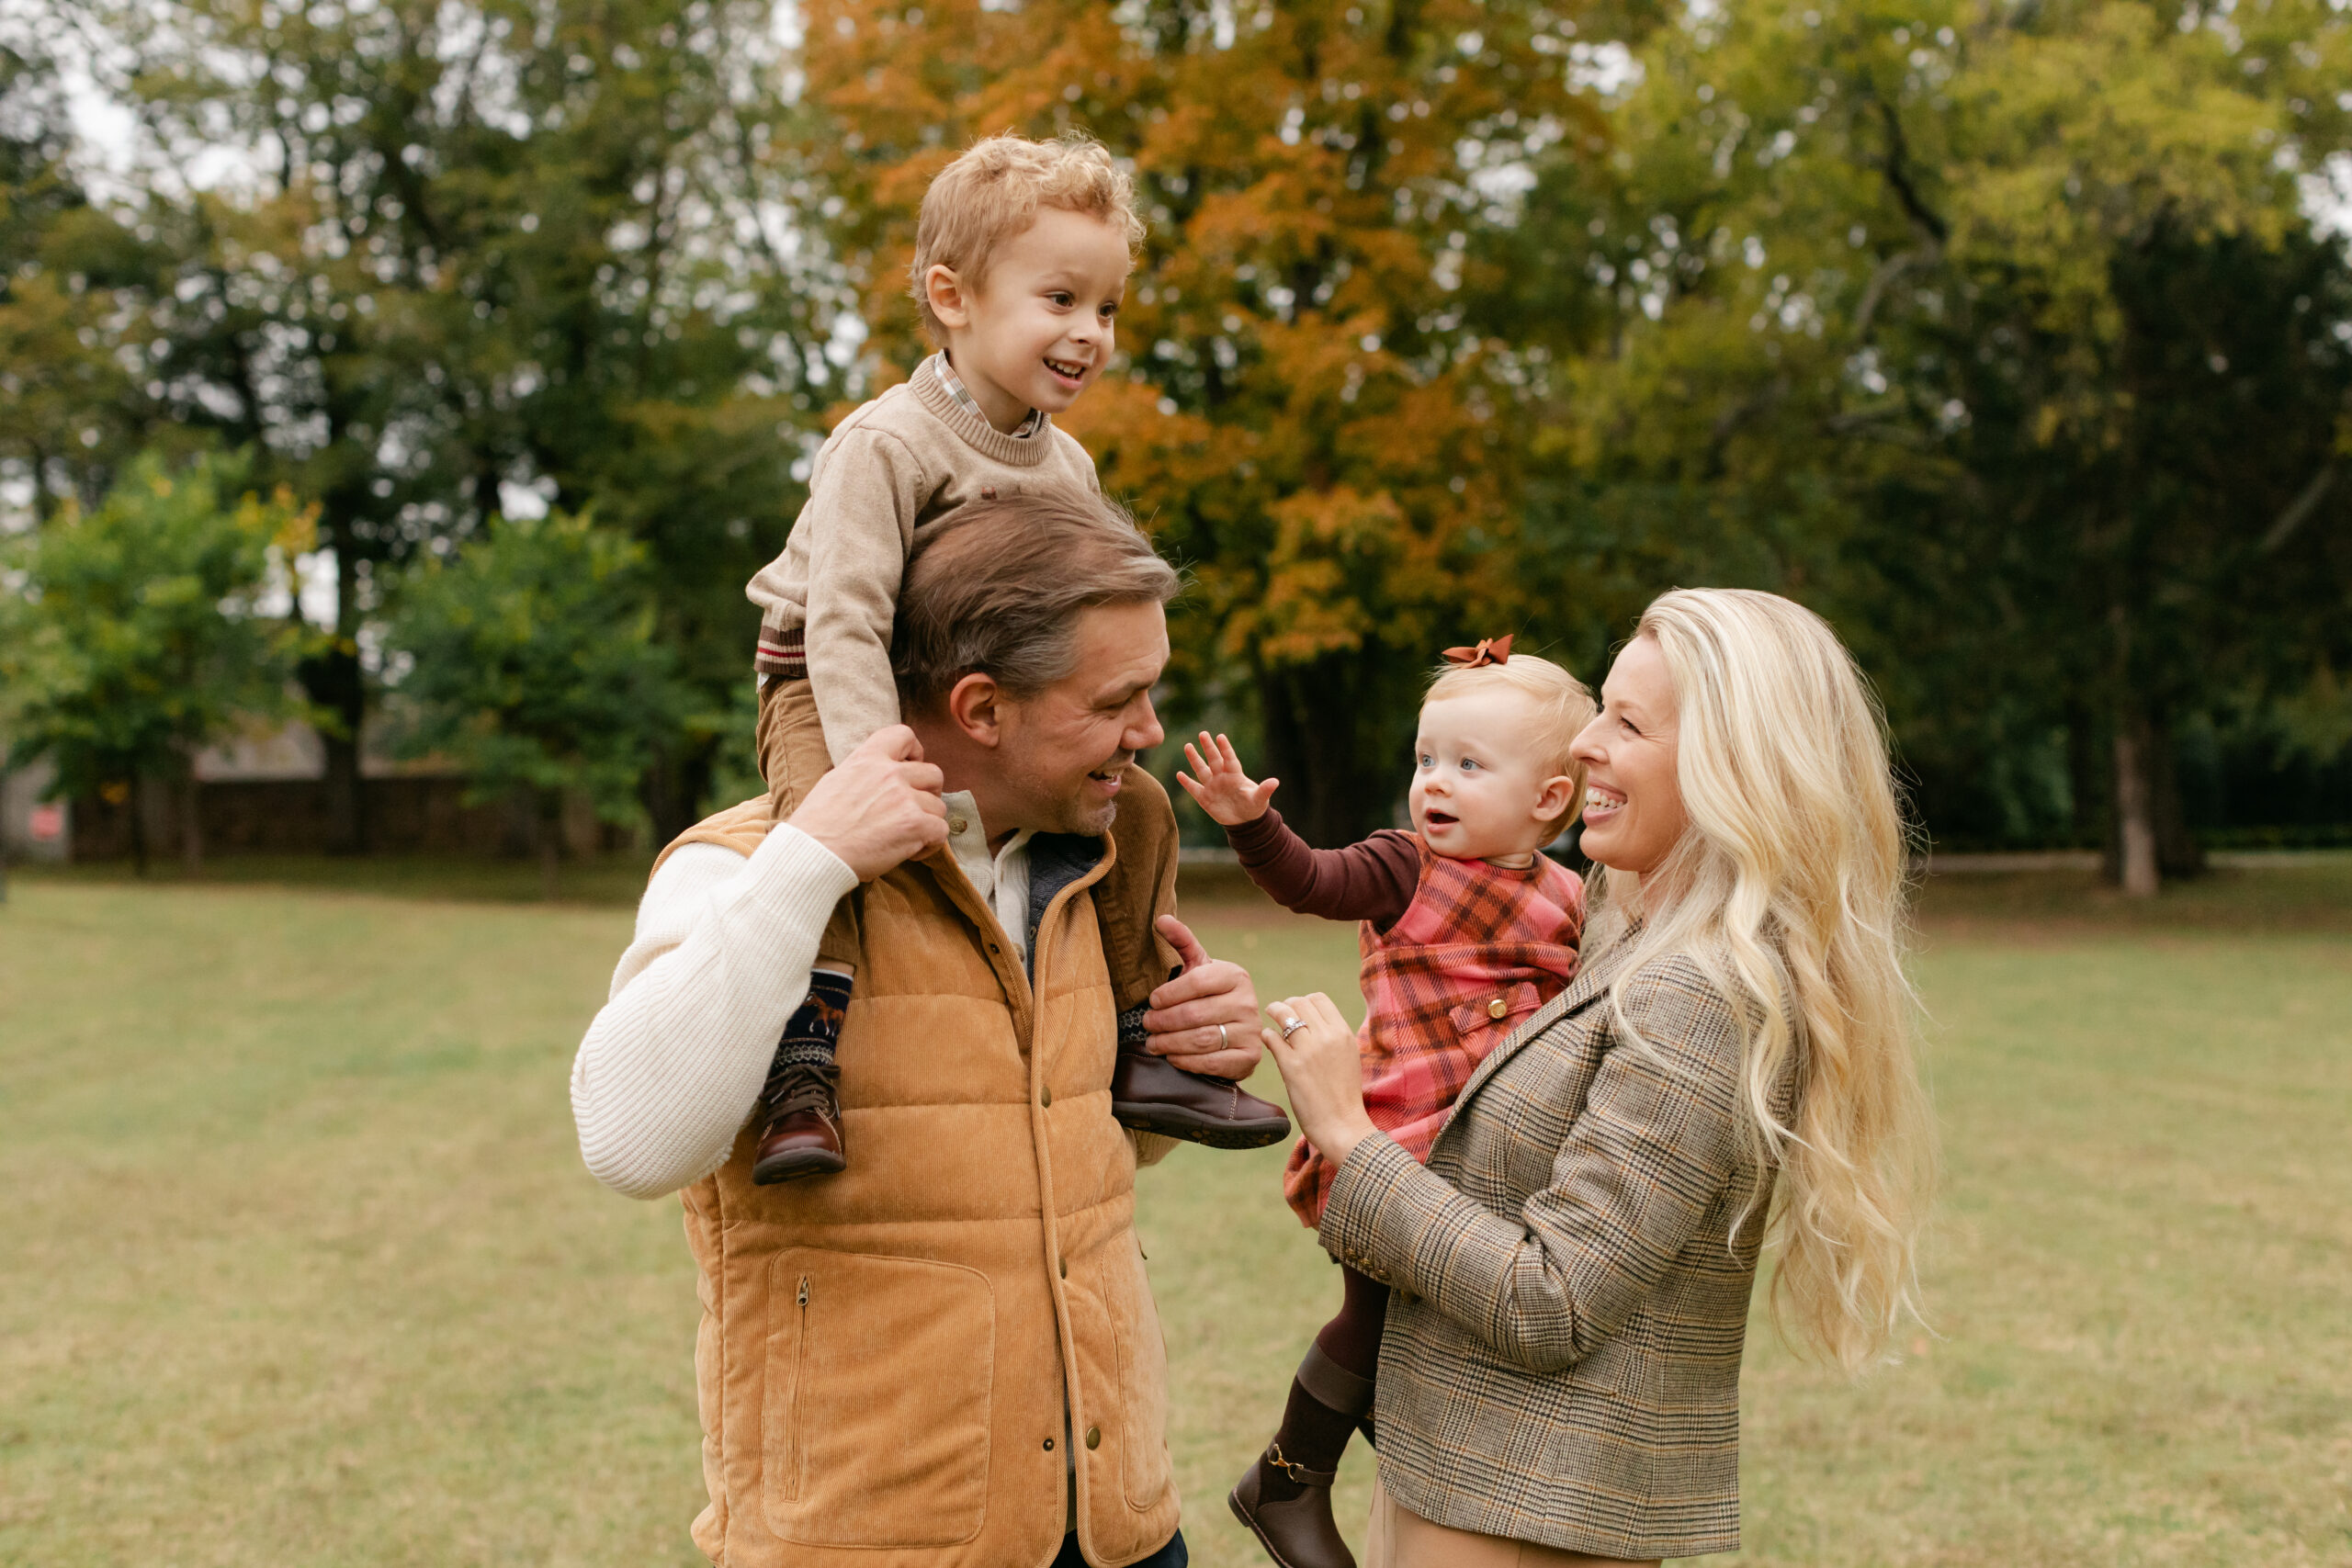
[797,1275,810,1308]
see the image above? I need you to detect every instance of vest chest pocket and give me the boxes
[761,1248,995,1547]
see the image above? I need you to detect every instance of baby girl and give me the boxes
[1177,637,1596,1568]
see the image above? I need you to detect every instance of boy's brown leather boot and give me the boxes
[752,1062,844,1184]
[1227,1345,1374,1568]
[751,970,854,1185]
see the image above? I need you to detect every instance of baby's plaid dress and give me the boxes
[1283,837,1583,1226]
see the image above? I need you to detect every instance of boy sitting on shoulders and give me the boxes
[741,132,1289,1182]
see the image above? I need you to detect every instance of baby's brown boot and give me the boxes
[1227,1345,1374,1568]
[1111,983,1291,1148]
[1111,1048,1292,1148]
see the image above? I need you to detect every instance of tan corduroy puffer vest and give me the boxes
[658,799,1180,1568]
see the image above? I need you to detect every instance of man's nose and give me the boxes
[1126,694,1165,752]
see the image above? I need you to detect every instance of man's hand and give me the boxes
[789,726,948,881]
[1140,914,1264,1081]
[1174,732,1278,827]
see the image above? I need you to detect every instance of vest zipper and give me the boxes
[786,1273,811,1499]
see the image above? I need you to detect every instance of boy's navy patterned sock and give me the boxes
[769,969,854,1080]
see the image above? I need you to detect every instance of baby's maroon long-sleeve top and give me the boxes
[1224,807,1422,931]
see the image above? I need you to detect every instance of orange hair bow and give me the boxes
[1442,635,1513,668]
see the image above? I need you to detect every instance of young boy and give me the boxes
[741,132,1289,1183]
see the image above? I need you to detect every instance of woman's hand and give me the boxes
[1262,993,1377,1166]
[1140,915,1264,1080]
[1174,731,1279,826]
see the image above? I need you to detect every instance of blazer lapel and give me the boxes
[1449,939,1634,1121]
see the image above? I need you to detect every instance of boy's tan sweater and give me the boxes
[745,353,1101,762]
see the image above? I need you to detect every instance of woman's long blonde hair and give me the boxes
[1580,588,1933,1373]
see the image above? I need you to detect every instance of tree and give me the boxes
[0,451,320,872]
[1513,0,2352,889]
[0,38,168,522]
[86,0,831,845]
[381,510,687,896]
[794,0,1621,842]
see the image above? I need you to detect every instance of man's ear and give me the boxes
[944,671,1004,747]
[925,263,973,333]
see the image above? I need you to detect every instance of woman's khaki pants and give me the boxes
[1365,1481,1661,1568]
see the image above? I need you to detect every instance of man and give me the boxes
[571,491,1272,1567]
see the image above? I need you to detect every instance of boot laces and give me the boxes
[770,1063,839,1120]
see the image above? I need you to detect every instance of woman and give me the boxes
[1261,589,1933,1566]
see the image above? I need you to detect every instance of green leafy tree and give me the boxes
[382,510,687,896]
[0,451,320,872]
[88,0,828,844]
[1514,0,2352,888]
[0,39,169,520]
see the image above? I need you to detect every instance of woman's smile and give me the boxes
[1567,635,1686,879]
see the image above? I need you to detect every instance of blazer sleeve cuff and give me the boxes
[1317,1132,1427,1282]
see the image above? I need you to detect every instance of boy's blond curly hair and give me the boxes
[909,132,1145,344]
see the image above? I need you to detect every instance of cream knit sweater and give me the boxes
[570,817,1175,1199]
[571,826,857,1200]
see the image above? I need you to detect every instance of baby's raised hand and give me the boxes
[1175,731,1279,826]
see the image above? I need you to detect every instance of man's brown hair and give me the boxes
[892,489,1178,714]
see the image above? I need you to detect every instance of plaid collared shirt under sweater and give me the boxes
[934,355,1046,437]
[1283,834,1584,1226]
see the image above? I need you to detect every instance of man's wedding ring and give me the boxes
[1217,1022,1230,1049]
[1279,1015,1308,1040]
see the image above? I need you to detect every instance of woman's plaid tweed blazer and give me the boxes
[1317,935,1789,1560]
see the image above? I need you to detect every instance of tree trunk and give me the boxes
[180,765,205,874]
[301,538,368,855]
[2147,711,2206,880]
[537,789,562,900]
[129,774,151,877]
[2111,717,2160,897]
[1254,649,1408,847]
[2064,704,2102,848]
[305,641,368,855]
[641,739,715,850]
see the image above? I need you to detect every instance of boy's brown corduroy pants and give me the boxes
[756,677,1179,1012]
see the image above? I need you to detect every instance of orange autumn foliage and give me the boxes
[797,0,1604,839]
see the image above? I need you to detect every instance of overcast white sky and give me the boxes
[26,2,2352,234]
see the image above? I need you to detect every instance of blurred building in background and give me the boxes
[51,721,625,863]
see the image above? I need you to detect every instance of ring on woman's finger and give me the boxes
[1279,1015,1308,1041]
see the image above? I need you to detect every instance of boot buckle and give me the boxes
[1263,1441,1333,1487]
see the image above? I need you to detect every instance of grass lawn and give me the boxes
[2,859,2348,1565]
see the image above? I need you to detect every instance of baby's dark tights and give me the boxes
[1266,1261,1390,1491]
[1317,1262,1391,1382]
